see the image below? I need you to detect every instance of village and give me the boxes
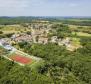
[0,22,81,52]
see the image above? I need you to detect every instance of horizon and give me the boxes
[0,16,91,18]
[0,16,91,17]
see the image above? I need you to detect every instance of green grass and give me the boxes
[72,32,91,37]
[66,37,81,51]
[28,60,44,70]
[71,37,80,45]
[0,25,31,34]
[71,37,81,47]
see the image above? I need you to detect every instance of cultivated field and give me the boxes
[0,25,31,34]
[72,32,91,37]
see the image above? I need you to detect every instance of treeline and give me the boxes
[0,17,52,25]
[0,17,91,26]
[0,17,33,25]
[62,20,91,26]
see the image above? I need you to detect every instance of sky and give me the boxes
[0,0,91,16]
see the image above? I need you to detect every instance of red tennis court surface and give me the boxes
[10,55,32,64]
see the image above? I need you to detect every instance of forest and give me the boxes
[16,36,91,84]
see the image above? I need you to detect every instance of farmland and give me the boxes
[0,25,31,34]
[72,32,91,37]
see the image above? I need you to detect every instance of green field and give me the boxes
[66,37,81,51]
[0,25,31,34]
[72,32,91,37]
